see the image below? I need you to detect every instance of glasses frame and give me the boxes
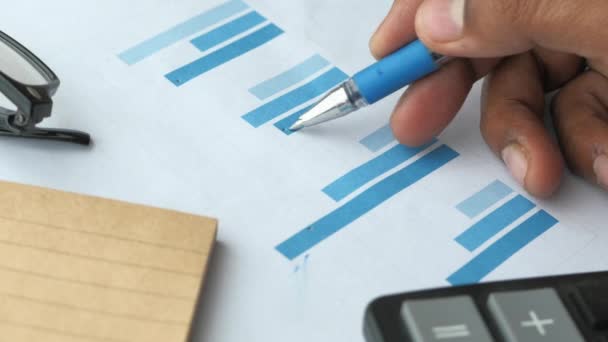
[0,31,90,145]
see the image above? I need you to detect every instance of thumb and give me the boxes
[415,0,608,60]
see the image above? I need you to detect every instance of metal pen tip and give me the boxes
[286,79,368,133]
[289,119,305,132]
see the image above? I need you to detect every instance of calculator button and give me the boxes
[487,288,584,342]
[401,296,494,342]
[573,283,608,330]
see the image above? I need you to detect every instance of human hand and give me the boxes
[370,0,608,197]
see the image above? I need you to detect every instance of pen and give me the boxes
[289,39,451,131]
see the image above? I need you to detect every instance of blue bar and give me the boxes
[447,210,558,285]
[276,145,459,260]
[455,195,536,252]
[119,0,249,65]
[249,54,331,100]
[166,24,283,86]
[323,140,437,202]
[274,105,313,135]
[242,67,348,127]
[456,180,513,218]
[360,124,395,152]
[191,11,266,52]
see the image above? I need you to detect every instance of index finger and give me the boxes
[370,0,424,59]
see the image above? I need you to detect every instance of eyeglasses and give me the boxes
[0,31,90,145]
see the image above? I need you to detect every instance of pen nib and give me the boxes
[289,119,305,132]
[285,79,365,132]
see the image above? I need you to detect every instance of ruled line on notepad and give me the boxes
[0,239,201,277]
[0,214,206,255]
[0,215,206,275]
[0,264,194,301]
[0,319,127,342]
[0,292,189,326]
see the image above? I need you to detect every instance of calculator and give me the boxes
[363,271,608,342]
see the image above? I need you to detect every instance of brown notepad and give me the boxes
[0,180,217,342]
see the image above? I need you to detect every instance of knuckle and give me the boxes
[489,0,548,28]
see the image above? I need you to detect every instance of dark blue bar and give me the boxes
[455,195,535,252]
[323,140,437,202]
[166,23,283,86]
[191,11,266,52]
[242,67,348,127]
[276,145,459,260]
[447,210,558,285]
[273,105,313,135]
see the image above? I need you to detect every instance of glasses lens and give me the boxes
[0,91,16,111]
[0,36,49,86]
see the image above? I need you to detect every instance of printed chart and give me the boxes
[449,180,560,284]
[118,0,584,287]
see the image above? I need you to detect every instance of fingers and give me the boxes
[553,71,608,190]
[532,49,585,91]
[370,0,424,59]
[391,58,498,146]
[415,0,608,62]
[481,53,564,197]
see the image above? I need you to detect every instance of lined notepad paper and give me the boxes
[0,181,217,342]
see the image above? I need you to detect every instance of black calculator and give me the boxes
[364,271,608,341]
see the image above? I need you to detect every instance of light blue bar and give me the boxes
[249,54,331,100]
[455,195,536,252]
[447,210,558,285]
[360,124,395,152]
[276,145,459,260]
[191,11,266,52]
[456,180,513,218]
[274,105,313,136]
[323,139,437,202]
[166,24,283,86]
[119,0,249,65]
[242,67,348,127]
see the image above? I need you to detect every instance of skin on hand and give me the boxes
[370,0,608,197]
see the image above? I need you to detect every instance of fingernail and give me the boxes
[502,144,529,186]
[418,0,465,42]
[369,27,384,58]
[593,154,608,190]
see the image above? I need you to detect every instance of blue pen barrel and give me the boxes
[353,40,438,104]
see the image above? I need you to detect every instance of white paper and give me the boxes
[1,1,607,341]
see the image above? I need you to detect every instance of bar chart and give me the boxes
[276,144,459,260]
[240,48,349,132]
[119,0,350,130]
[120,0,251,65]
[118,0,286,87]
[242,66,348,127]
[242,54,398,145]
[190,11,267,52]
[167,23,283,86]
[119,0,250,65]
[243,54,349,133]
[117,0,394,151]
[322,139,437,202]
[117,0,462,267]
[448,180,559,285]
